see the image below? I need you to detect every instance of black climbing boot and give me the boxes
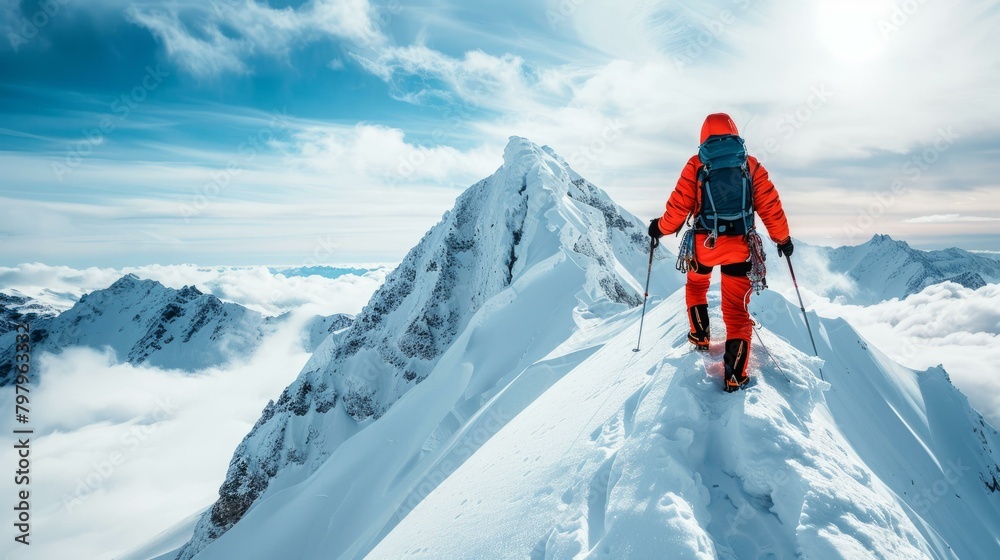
[688,304,710,351]
[723,339,750,392]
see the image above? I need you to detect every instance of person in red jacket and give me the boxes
[649,113,793,391]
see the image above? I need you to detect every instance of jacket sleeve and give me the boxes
[657,155,700,235]
[749,156,790,243]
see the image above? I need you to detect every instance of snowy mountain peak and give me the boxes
[500,136,580,197]
[176,138,676,560]
[105,272,147,291]
[145,140,1000,559]
[865,233,908,249]
[502,135,543,169]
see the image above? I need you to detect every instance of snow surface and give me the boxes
[369,289,1000,559]
[117,508,208,560]
[165,138,1000,560]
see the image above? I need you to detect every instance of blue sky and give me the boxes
[1,0,999,267]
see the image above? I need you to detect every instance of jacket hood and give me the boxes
[700,113,739,144]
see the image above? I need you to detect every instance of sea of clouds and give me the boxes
[0,264,388,559]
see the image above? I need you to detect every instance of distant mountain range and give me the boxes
[0,275,276,386]
[803,234,1000,304]
[270,265,386,280]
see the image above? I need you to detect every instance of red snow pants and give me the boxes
[685,233,753,344]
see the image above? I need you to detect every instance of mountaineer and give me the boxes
[648,113,793,392]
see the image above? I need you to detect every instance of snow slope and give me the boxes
[803,235,1000,304]
[370,288,1000,559]
[175,137,676,559]
[0,274,274,386]
[118,509,208,560]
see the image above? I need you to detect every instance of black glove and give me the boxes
[648,218,665,240]
[777,238,794,257]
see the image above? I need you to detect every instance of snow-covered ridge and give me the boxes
[804,234,1000,304]
[176,136,674,559]
[0,274,273,386]
[370,289,1000,559]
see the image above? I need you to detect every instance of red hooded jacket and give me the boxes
[656,113,790,244]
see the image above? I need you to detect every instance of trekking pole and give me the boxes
[634,238,657,352]
[785,255,825,381]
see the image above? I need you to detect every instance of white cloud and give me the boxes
[292,123,500,186]
[127,0,386,77]
[308,0,386,45]
[811,282,1000,427]
[903,214,1000,224]
[0,318,312,559]
[0,121,489,268]
[126,7,249,76]
[353,44,549,113]
[0,263,124,311]
[764,243,858,303]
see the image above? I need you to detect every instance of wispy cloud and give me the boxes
[126,0,388,78]
[353,44,552,112]
[903,214,1000,224]
[291,123,500,184]
[127,8,249,76]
